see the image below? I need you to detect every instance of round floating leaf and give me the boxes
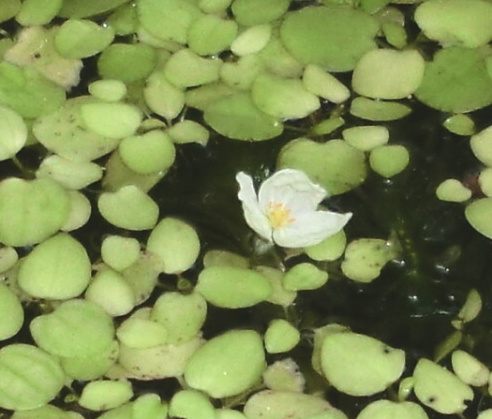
[89,79,127,102]
[30,299,115,358]
[262,359,304,392]
[0,62,66,118]
[280,5,379,72]
[137,0,202,44]
[277,138,367,195]
[58,0,130,18]
[144,71,185,120]
[413,358,473,414]
[436,179,472,202]
[18,233,91,300]
[147,217,200,274]
[415,0,492,48]
[231,0,290,26]
[470,125,492,166]
[33,97,120,162]
[305,230,347,262]
[443,114,475,136]
[79,380,133,411]
[0,283,23,340]
[350,97,412,121]
[352,49,425,99]
[341,238,395,283]
[184,329,265,398]
[15,0,62,26]
[415,47,492,113]
[251,72,320,119]
[320,332,405,396]
[244,390,347,419]
[166,120,210,145]
[164,49,222,88]
[151,292,207,344]
[101,235,140,272]
[169,390,215,419]
[451,350,489,387]
[369,145,410,177]
[119,130,176,175]
[196,266,272,308]
[356,400,428,419]
[85,269,136,317]
[230,24,272,56]
[131,394,168,419]
[188,14,238,56]
[302,64,350,103]
[0,344,64,411]
[117,317,168,348]
[54,19,115,59]
[264,319,300,354]
[98,185,159,230]
[0,104,27,161]
[204,92,283,140]
[0,177,70,247]
[342,125,389,151]
[465,198,492,239]
[36,155,103,190]
[118,334,203,380]
[282,263,328,291]
[98,43,156,83]
[81,102,142,139]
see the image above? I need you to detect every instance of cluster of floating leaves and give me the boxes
[0,0,491,418]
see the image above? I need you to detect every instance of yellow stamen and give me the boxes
[266,202,296,229]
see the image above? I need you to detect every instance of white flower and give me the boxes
[236,168,352,248]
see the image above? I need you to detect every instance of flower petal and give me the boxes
[236,172,272,241]
[258,168,327,215]
[273,210,352,248]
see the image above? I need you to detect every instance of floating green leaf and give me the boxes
[415,0,492,48]
[18,233,91,300]
[0,344,64,411]
[352,49,425,100]
[321,332,405,396]
[415,47,492,113]
[0,177,70,247]
[350,97,412,121]
[184,329,265,398]
[277,138,367,195]
[413,358,473,414]
[196,266,272,308]
[251,72,320,119]
[98,43,156,83]
[204,92,283,140]
[30,299,115,358]
[54,19,115,59]
[280,4,379,72]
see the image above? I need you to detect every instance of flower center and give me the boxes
[266,202,296,229]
